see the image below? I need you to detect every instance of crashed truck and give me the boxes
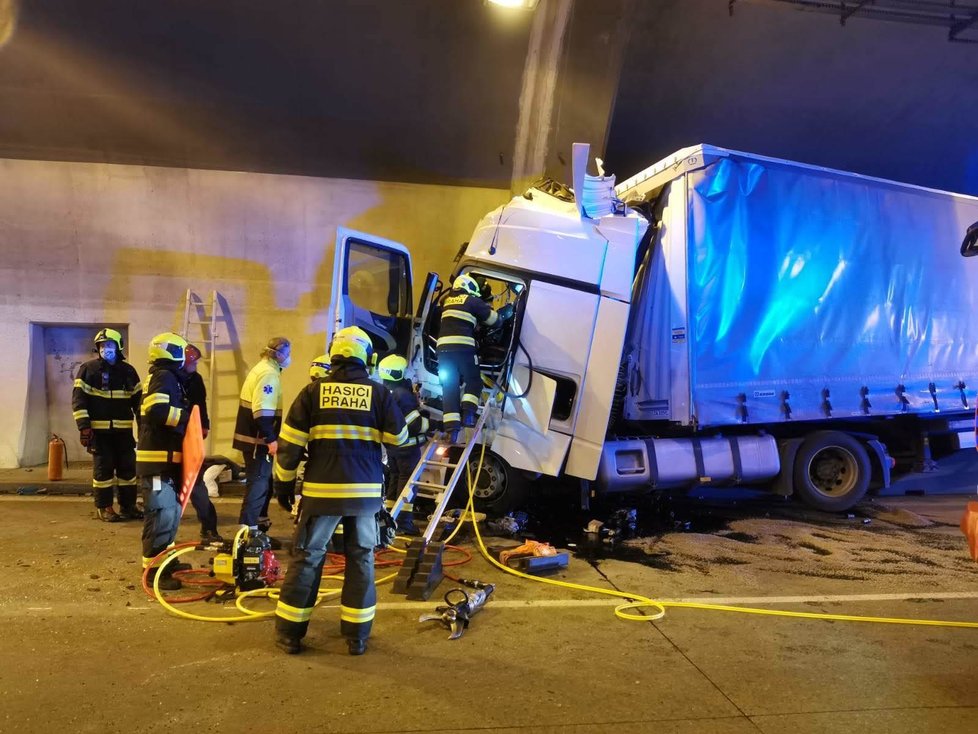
[327,144,978,514]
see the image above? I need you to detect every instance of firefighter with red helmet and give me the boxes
[272,326,407,655]
[72,328,143,522]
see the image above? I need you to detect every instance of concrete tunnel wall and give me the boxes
[0,157,508,468]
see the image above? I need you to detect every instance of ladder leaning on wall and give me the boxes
[180,289,220,453]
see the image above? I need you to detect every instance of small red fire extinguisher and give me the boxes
[48,434,67,481]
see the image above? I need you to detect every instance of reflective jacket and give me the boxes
[233,357,282,454]
[273,359,408,516]
[136,362,189,477]
[436,288,499,351]
[387,380,429,447]
[72,357,141,433]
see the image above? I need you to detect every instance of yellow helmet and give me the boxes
[378,354,408,382]
[309,354,331,380]
[329,326,372,366]
[148,332,188,364]
[453,273,481,297]
[94,328,124,352]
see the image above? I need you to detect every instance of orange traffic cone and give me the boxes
[960,502,978,561]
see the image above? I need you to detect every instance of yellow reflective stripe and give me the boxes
[233,432,264,445]
[340,604,376,624]
[253,409,280,418]
[141,556,156,569]
[385,499,414,511]
[273,462,297,482]
[165,407,182,427]
[309,425,381,443]
[442,309,477,325]
[136,450,182,462]
[143,393,169,407]
[461,393,480,405]
[302,482,383,499]
[436,336,476,348]
[73,410,89,420]
[484,310,499,326]
[92,477,116,488]
[420,417,430,433]
[279,423,309,447]
[275,601,314,623]
[443,412,461,423]
[74,380,108,398]
[382,426,409,446]
[116,477,137,487]
[90,421,112,430]
[404,410,420,425]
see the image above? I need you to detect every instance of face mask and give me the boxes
[279,354,292,369]
[99,344,117,363]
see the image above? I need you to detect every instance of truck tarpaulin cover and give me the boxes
[627,152,978,427]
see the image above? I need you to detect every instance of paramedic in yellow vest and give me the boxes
[233,336,291,534]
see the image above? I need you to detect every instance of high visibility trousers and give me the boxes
[92,432,137,509]
[275,513,377,642]
[437,348,481,431]
[140,474,181,568]
[385,444,422,502]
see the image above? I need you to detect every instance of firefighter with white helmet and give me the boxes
[272,326,407,655]
[72,328,143,522]
[137,332,190,591]
[436,273,513,441]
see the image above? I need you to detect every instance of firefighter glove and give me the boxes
[275,481,295,513]
[79,427,94,448]
[497,303,515,321]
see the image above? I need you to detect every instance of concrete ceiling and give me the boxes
[2,0,978,194]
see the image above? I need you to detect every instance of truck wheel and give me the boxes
[793,431,871,512]
[466,451,529,516]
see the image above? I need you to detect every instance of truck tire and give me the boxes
[792,431,871,512]
[466,451,529,516]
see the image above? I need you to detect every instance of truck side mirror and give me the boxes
[961,221,978,257]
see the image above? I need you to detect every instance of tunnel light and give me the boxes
[485,0,539,10]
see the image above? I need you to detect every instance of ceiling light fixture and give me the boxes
[485,0,540,10]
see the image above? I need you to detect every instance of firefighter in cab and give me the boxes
[272,326,407,656]
[436,273,513,442]
[72,328,143,523]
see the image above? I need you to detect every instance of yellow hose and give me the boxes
[462,443,978,629]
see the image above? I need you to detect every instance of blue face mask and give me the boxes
[99,344,117,364]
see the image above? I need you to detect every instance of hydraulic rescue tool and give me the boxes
[419,579,495,639]
[202,528,281,592]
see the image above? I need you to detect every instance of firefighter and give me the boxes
[378,354,428,502]
[233,336,291,539]
[436,273,513,441]
[137,332,190,591]
[272,326,407,656]
[180,344,222,543]
[309,353,331,381]
[72,328,143,522]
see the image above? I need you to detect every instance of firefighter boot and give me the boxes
[118,504,144,521]
[200,529,224,543]
[146,568,182,591]
[276,633,302,655]
[462,408,477,428]
[347,638,368,656]
[96,506,121,523]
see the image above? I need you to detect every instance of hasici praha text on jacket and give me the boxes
[272,359,409,516]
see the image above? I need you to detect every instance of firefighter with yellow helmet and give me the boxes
[72,328,143,522]
[137,332,191,591]
[378,354,429,504]
[436,273,513,441]
[272,326,407,655]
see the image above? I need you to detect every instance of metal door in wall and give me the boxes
[43,326,129,464]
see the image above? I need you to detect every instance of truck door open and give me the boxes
[328,227,413,359]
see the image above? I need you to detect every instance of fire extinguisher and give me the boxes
[48,434,68,481]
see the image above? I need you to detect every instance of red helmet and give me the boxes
[185,344,202,367]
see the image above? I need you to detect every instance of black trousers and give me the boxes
[92,432,137,509]
[140,474,180,568]
[238,450,273,527]
[437,348,481,431]
[275,513,377,641]
[189,477,218,534]
[385,444,422,502]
